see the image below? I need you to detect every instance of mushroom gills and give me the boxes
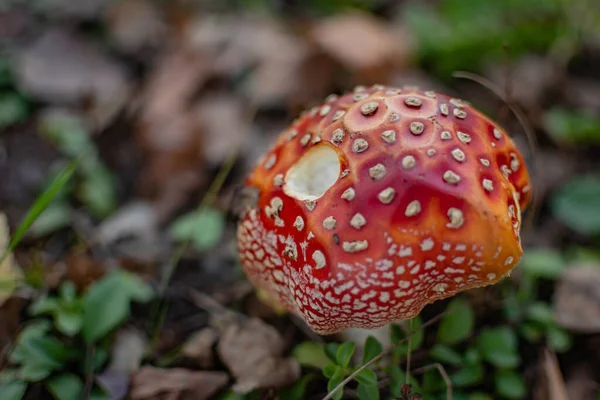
[283,144,341,201]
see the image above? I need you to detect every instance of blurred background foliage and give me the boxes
[1,0,600,399]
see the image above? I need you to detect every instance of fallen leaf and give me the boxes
[217,318,300,393]
[564,365,597,400]
[195,94,247,166]
[64,251,105,293]
[309,12,414,84]
[534,349,569,400]
[130,366,228,400]
[107,328,147,373]
[485,55,557,110]
[96,369,129,400]
[95,201,167,263]
[135,44,209,220]
[15,29,131,130]
[0,297,23,366]
[553,264,600,333]
[105,0,167,55]
[181,327,218,368]
[0,213,23,307]
[187,14,323,108]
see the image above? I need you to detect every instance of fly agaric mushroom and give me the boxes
[236,84,531,335]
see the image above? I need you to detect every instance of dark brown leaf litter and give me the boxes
[217,317,300,393]
[135,44,209,221]
[553,264,600,333]
[130,366,228,400]
[105,0,167,56]
[309,11,415,84]
[181,327,218,369]
[15,28,132,130]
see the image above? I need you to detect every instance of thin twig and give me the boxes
[412,363,453,400]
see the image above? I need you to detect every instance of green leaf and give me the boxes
[29,297,60,315]
[463,347,481,366]
[336,342,355,367]
[477,326,520,369]
[18,363,52,382]
[29,201,73,238]
[551,175,600,236]
[278,374,314,400]
[357,382,379,400]
[1,161,77,262]
[169,207,225,252]
[78,164,116,218]
[355,368,377,386]
[46,373,83,400]
[388,365,404,398]
[421,368,447,393]
[59,281,77,303]
[38,111,95,158]
[543,107,600,145]
[82,269,154,343]
[292,341,330,369]
[518,248,565,280]
[451,364,484,388]
[494,370,526,399]
[324,343,340,363]
[391,316,424,359]
[519,322,544,343]
[55,310,83,336]
[362,336,382,364]
[429,344,463,366]
[0,379,27,400]
[526,302,555,326]
[326,366,345,400]
[322,364,338,379]
[437,297,475,344]
[0,93,28,128]
[468,393,494,400]
[15,336,69,370]
[546,325,572,353]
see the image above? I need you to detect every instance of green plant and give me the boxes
[38,111,117,222]
[502,248,573,353]
[287,294,539,400]
[0,270,154,400]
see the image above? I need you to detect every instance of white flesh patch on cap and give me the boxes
[283,144,341,201]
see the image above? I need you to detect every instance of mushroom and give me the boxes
[236,85,531,335]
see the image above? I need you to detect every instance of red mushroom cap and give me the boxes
[236,85,531,335]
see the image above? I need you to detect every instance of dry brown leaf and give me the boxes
[63,251,105,292]
[105,0,167,54]
[182,327,218,368]
[217,318,300,393]
[130,366,228,400]
[195,94,247,166]
[309,12,414,84]
[0,297,23,367]
[534,349,569,400]
[0,213,23,307]
[564,366,598,400]
[107,328,147,374]
[187,14,324,108]
[15,28,131,130]
[485,55,557,110]
[553,264,600,333]
[135,44,209,219]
